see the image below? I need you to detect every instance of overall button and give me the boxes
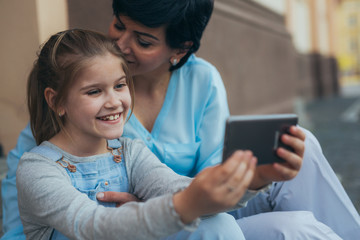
[104,181,109,186]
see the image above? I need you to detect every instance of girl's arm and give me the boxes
[124,139,258,223]
[16,153,193,240]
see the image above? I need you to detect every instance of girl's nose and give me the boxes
[104,92,122,109]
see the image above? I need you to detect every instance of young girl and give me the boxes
[17,29,259,240]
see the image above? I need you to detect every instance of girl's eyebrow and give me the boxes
[79,76,127,91]
[116,16,160,41]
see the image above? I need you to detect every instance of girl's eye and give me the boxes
[87,89,101,95]
[115,83,127,89]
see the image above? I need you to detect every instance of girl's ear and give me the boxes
[44,87,63,115]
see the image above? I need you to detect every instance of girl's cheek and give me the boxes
[120,90,132,109]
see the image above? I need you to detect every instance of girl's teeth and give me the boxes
[100,114,120,121]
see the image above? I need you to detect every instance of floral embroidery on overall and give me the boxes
[57,157,77,172]
[56,145,123,172]
[107,145,123,163]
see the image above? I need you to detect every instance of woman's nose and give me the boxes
[115,34,131,55]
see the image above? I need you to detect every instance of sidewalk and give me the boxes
[302,84,360,213]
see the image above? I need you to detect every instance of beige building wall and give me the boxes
[0,0,68,154]
[0,0,342,155]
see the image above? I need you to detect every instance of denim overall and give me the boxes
[30,139,129,240]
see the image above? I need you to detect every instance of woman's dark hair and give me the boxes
[112,0,214,71]
[27,29,134,144]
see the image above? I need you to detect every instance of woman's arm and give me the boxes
[2,123,36,233]
[192,66,230,174]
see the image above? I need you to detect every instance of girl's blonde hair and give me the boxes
[27,29,134,145]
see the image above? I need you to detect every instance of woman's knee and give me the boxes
[237,211,342,240]
[164,213,245,240]
[198,213,245,239]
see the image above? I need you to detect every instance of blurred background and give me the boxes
[0,0,359,229]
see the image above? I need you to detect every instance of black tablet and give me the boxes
[222,114,298,165]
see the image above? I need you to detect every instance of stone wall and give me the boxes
[0,0,339,154]
[198,0,299,115]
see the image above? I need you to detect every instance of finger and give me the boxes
[218,150,248,183]
[276,147,302,171]
[238,157,256,189]
[272,162,299,180]
[233,156,256,191]
[281,133,305,157]
[289,126,306,141]
[224,151,252,185]
[96,191,128,203]
[226,156,257,202]
[223,153,256,192]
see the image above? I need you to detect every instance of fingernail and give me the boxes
[97,192,104,199]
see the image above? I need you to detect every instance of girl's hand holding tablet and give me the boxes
[173,150,257,224]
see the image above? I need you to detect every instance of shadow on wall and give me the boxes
[67,0,113,34]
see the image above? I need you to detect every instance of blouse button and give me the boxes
[146,136,151,141]
[104,181,109,186]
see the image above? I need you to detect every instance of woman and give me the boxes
[2,0,359,239]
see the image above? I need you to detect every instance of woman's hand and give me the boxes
[173,150,256,224]
[96,192,141,207]
[249,126,306,190]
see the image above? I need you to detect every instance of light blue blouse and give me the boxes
[123,55,229,176]
[1,55,229,238]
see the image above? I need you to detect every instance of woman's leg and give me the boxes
[236,128,360,239]
[162,213,245,240]
[237,211,342,240]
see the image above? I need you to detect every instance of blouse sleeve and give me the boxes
[193,67,230,175]
[2,123,36,233]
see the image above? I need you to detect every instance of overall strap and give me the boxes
[29,145,62,162]
[107,139,122,149]
[107,139,122,163]
[30,145,76,172]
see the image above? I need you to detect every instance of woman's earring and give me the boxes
[58,111,64,117]
[171,58,178,66]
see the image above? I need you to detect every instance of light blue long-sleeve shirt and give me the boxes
[122,55,229,176]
